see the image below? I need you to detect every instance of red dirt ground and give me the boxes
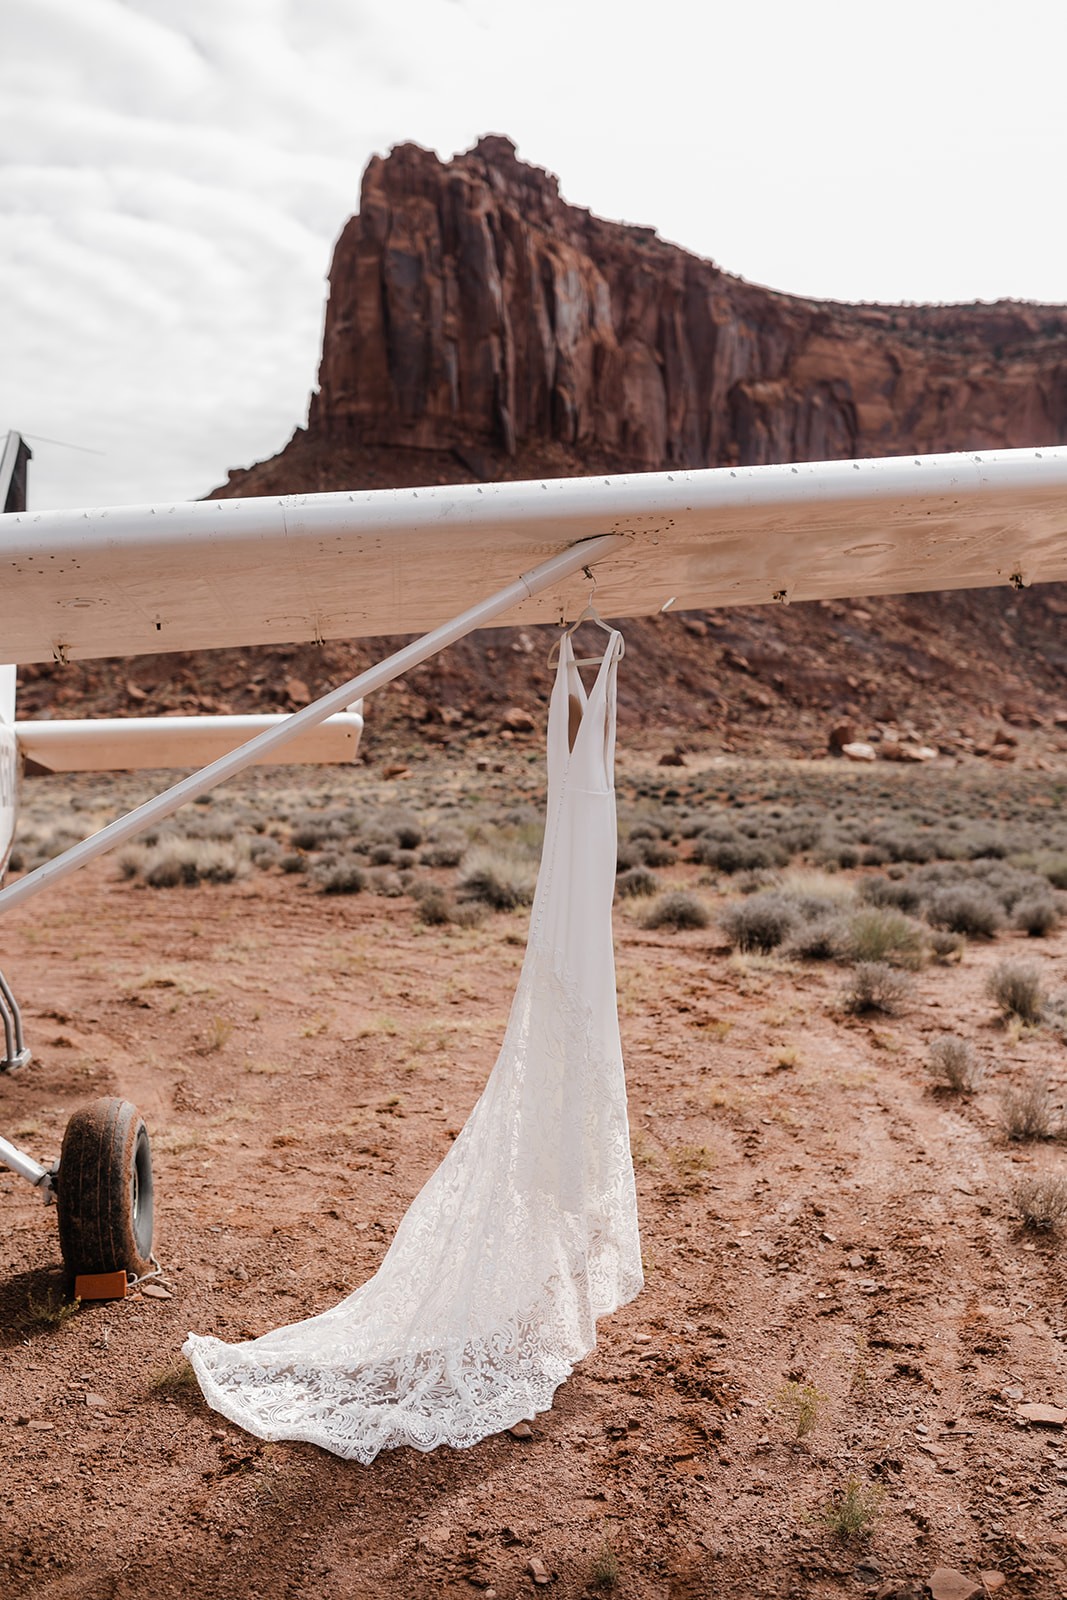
[2,749,1067,1600]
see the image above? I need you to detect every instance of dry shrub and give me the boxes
[1014,1171,1067,1231]
[1013,894,1060,937]
[615,866,661,899]
[416,887,453,925]
[1001,1077,1058,1141]
[127,837,249,887]
[367,868,404,897]
[719,892,798,953]
[841,962,913,1015]
[420,834,467,868]
[458,847,537,911]
[847,907,926,969]
[316,860,367,895]
[642,891,710,931]
[694,833,780,874]
[925,885,1003,938]
[986,958,1045,1024]
[392,817,423,850]
[927,1034,983,1093]
[928,929,964,964]
[859,875,921,914]
[784,913,850,961]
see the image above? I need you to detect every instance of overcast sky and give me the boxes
[2,0,1065,512]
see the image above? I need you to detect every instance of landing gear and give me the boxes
[0,966,30,1073]
[55,1097,155,1279]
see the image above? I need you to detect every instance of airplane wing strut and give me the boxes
[0,531,626,920]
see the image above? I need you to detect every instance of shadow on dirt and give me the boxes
[0,1263,76,1347]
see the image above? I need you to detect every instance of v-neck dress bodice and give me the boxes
[183,627,642,1462]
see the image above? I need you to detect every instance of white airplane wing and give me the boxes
[3,447,1066,666]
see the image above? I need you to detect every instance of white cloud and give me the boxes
[0,0,1063,509]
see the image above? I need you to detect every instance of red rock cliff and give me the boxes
[309,135,1067,471]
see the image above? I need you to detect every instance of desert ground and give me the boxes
[2,741,1067,1600]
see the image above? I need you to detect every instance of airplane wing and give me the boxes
[2,446,1066,666]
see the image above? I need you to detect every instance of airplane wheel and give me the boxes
[56,1097,154,1279]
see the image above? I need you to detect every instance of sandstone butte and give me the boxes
[18,137,1067,756]
[302,135,1067,474]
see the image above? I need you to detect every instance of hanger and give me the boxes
[547,570,625,668]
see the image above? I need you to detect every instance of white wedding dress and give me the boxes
[183,628,642,1461]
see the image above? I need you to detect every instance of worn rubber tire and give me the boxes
[56,1097,154,1278]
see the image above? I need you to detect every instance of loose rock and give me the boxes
[928,1569,981,1600]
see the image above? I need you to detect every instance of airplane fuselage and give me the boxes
[0,667,17,873]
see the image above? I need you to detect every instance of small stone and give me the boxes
[1000,1383,1024,1402]
[847,1251,865,1269]
[381,764,410,780]
[841,741,877,762]
[828,720,855,753]
[979,1576,1006,1593]
[84,1393,109,1409]
[501,706,535,733]
[285,676,310,704]
[1017,1401,1067,1426]
[508,1422,533,1439]
[928,1568,981,1600]
[527,1556,551,1585]
[28,1420,54,1431]
[140,1283,172,1300]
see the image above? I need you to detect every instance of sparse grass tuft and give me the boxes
[986,958,1045,1024]
[149,1358,199,1395]
[927,1034,983,1093]
[775,1379,826,1441]
[197,1014,233,1055]
[1013,1171,1067,1231]
[669,1143,716,1185]
[841,962,912,1015]
[589,1539,620,1590]
[818,1477,884,1543]
[641,890,710,931]
[1002,1077,1058,1141]
[21,1286,79,1329]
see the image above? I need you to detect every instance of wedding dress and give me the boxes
[183,627,642,1461]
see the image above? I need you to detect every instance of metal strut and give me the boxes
[0,532,628,920]
[0,966,31,1073]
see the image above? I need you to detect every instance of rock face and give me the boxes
[310,135,1067,470]
[22,139,1067,761]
